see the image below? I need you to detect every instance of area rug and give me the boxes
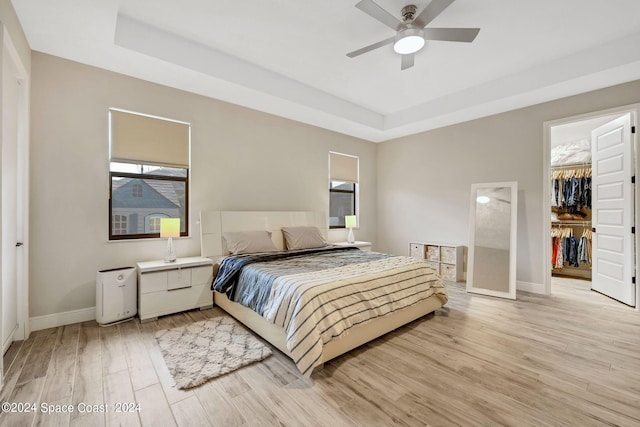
[155,315,272,389]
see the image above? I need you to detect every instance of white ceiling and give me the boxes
[12,0,640,142]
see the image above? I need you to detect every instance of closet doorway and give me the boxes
[544,106,639,308]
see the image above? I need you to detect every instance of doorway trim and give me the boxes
[1,25,31,347]
[542,103,640,311]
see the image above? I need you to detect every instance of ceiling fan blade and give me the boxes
[412,0,455,28]
[401,54,415,70]
[346,36,395,58]
[355,0,403,30]
[423,28,480,42]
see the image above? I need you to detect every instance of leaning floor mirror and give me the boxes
[467,181,518,299]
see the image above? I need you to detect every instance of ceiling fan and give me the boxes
[347,0,480,70]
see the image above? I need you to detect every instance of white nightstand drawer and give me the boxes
[191,266,213,285]
[139,283,212,321]
[167,268,191,290]
[140,271,167,294]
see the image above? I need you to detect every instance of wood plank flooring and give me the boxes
[2,278,640,426]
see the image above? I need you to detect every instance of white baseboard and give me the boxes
[30,306,96,332]
[517,280,546,294]
[28,280,545,330]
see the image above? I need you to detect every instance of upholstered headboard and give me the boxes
[200,210,327,259]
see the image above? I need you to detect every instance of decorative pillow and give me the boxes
[223,230,278,255]
[282,226,328,250]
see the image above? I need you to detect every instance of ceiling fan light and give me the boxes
[393,28,424,54]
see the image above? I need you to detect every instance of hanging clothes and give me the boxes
[577,228,593,266]
[551,166,592,210]
[553,236,564,269]
[582,176,591,209]
[551,166,592,278]
[551,226,591,270]
[567,235,580,267]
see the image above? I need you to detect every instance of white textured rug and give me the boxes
[155,315,272,389]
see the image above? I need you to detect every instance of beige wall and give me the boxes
[29,52,377,317]
[26,48,640,316]
[377,80,640,288]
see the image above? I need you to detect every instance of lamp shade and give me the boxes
[393,28,425,54]
[344,215,357,228]
[160,218,180,238]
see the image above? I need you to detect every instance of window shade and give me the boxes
[329,152,359,183]
[110,110,189,168]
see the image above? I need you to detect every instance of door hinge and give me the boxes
[633,277,636,284]
[633,226,636,234]
[633,176,636,184]
[632,126,636,134]
[592,227,596,233]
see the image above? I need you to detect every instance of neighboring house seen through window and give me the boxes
[109,109,190,240]
[329,152,359,228]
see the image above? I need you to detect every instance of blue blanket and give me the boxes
[212,246,386,314]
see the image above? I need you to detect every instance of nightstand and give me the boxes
[333,241,372,251]
[137,256,214,322]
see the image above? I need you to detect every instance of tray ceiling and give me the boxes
[12,0,640,142]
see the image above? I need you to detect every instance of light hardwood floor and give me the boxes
[1,279,639,426]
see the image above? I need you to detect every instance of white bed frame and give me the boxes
[200,210,444,367]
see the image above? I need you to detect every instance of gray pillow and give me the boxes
[282,226,328,250]
[223,230,278,255]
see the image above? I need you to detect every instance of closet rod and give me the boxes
[551,162,591,170]
[552,221,591,226]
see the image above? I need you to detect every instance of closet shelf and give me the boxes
[552,220,591,225]
[551,162,591,169]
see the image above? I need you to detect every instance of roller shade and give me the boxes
[110,110,189,168]
[329,152,359,183]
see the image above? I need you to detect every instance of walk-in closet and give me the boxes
[551,162,592,279]
[549,111,636,307]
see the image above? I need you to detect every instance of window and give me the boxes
[146,214,169,233]
[109,109,190,240]
[329,152,359,228]
[330,181,356,228]
[132,183,143,197]
[112,214,128,235]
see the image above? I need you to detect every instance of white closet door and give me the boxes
[591,114,635,306]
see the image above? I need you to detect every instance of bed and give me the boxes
[200,210,448,376]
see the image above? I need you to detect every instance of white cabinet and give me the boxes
[409,242,464,282]
[333,241,372,251]
[137,257,214,321]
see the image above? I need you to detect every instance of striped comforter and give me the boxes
[213,247,447,376]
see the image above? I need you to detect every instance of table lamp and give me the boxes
[345,215,357,244]
[160,218,180,262]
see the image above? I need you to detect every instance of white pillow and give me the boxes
[223,230,278,255]
[282,226,328,250]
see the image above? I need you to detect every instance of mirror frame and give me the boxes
[466,181,518,299]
